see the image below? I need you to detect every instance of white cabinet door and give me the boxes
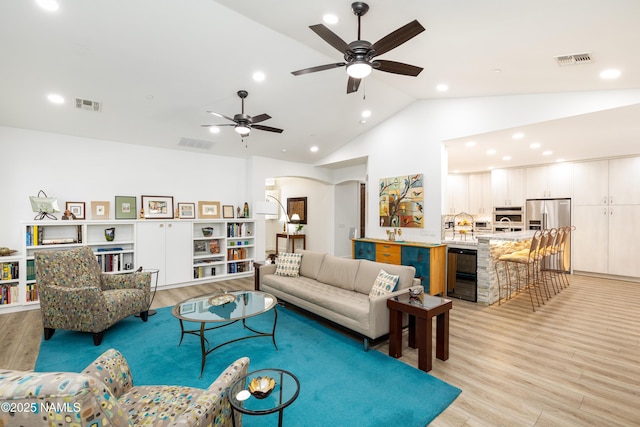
[546,163,573,198]
[608,157,640,205]
[136,221,191,286]
[469,173,491,215]
[445,174,469,214]
[573,160,608,206]
[165,221,192,285]
[572,205,608,274]
[492,168,524,207]
[607,205,640,277]
[525,166,548,199]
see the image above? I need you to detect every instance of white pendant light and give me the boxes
[235,125,250,135]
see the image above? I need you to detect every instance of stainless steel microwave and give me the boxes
[493,206,524,224]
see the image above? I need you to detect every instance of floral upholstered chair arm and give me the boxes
[102,271,151,293]
[83,348,134,398]
[39,284,106,308]
[168,357,250,427]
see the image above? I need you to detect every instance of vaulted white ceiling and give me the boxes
[1,0,639,171]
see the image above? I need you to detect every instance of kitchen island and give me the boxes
[442,230,536,305]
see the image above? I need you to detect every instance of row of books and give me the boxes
[25,283,38,302]
[227,223,249,238]
[25,225,82,246]
[26,259,36,281]
[228,261,250,274]
[0,284,18,305]
[1,262,19,281]
[227,248,247,260]
[96,253,130,273]
[193,266,218,279]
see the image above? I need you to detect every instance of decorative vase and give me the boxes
[105,227,115,242]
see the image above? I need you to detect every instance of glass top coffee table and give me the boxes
[172,290,278,377]
[228,368,300,427]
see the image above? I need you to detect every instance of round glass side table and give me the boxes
[228,368,300,427]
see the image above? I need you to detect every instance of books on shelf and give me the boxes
[25,225,82,246]
[1,262,19,280]
[0,284,18,305]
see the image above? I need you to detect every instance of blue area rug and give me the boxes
[36,305,460,426]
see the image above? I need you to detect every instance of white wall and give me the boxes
[333,181,360,257]
[1,126,248,251]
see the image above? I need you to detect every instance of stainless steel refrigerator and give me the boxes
[526,198,571,271]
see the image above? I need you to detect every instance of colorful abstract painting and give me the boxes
[379,174,424,228]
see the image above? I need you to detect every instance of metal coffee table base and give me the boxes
[177,307,278,378]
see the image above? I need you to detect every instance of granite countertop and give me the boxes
[477,230,537,242]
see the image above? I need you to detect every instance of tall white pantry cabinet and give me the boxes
[1,219,255,313]
[572,157,640,278]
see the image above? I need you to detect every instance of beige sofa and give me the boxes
[258,249,419,350]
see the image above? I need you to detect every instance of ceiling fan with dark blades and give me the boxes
[291,2,425,94]
[201,90,283,136]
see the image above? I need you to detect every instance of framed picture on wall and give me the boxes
[287,197,307,224]
[142,195,174,219]
[222,205,234,219]
[177,202,196,219]
[65,202,85,219]
[115,196,137,220]
[198,201,221,219]
[91,201,110,220]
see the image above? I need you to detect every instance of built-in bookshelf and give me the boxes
[4,219,256,313]
[0,256,21,307]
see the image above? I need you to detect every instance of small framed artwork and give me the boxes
[91,201,111,220]
[115,196,137,220]
[198,201,221,219]
[65,202,85,219]
[287,197,307,224]
[222,205,234,219]
[142,195,174,219]
[178,202,196,219]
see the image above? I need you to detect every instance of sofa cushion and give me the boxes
[296,249,326,280]
[369,269,399,297]
[315,254,359,291]
[275,252,303,277]
[354,260,416,294]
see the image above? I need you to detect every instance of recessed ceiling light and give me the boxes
[323,14,339,25]
[542,150,553,156]
[252,71,265,82]
[36,0,59,12]
[465,141,476,147]
[493,68,502,73]
[360,120,367,125]
[502,156,512,161]
[436,84,448,92]
[600,69,621,80]
[310,146,319,152]
[47,93,64,104]
[281,148,287,153]
[512,132,525,139]
[361,110,371,118]
[209,127,220,134]
[486,149,496,155]
[530,143,541,149]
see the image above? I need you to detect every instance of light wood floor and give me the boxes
[1,274,638,426]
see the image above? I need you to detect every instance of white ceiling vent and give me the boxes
[75,98,101,112]
[554,52,592,66]
[178,137,213,150]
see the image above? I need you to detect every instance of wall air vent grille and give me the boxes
[554,52,592,66]
[75,98,101,112]
[178,137,213,150]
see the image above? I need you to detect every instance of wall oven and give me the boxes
[493,206,524,232]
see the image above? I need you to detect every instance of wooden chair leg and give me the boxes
[43,328,56,340]
[139,310,149,322]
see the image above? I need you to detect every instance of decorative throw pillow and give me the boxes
[369,269,400,297]
[275,252,303,277]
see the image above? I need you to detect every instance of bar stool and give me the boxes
[495,230,544,311]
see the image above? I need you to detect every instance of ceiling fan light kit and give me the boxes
[291,2,425,93]
[202,90,283,141]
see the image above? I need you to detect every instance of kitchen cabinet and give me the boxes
[352,239,446,295]
[491,168,524,207]
[445,174,469,214]
[525,163,573,199]
[572,157,640,278]
[136,221,192,287]
[468,172,492,215]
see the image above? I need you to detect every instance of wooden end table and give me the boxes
[387,293,452,372]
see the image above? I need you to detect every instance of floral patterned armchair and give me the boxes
[0,348,249,427]
[35,246,151,345]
